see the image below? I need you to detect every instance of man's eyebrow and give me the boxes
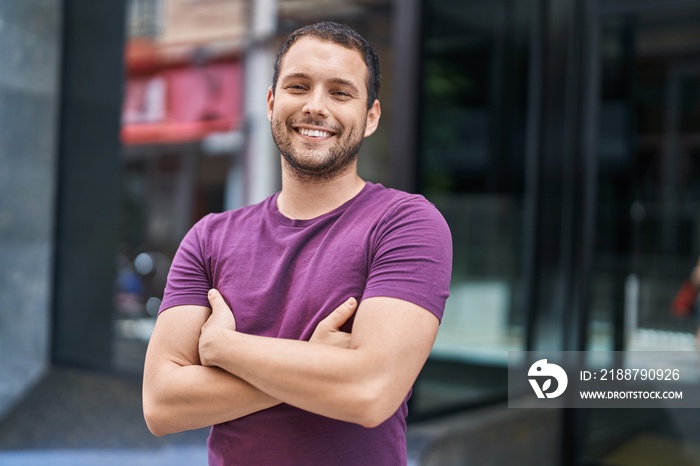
[280,72,311,82]
[327,78,361,96]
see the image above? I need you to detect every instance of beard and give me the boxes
[271,115,365,183]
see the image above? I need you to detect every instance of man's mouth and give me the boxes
[295,127,335,139]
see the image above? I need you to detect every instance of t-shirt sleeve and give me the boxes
[158,216,213,314]
[362,197,453,322]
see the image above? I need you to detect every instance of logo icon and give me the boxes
[528,359,568,399]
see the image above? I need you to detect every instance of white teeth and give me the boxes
[299,128,332,138]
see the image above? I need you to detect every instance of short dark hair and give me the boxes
[272,21,381,109]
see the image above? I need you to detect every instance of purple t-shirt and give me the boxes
[160,182,452,466]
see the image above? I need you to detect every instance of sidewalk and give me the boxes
[0,445,207,466]
[0,365,209,465]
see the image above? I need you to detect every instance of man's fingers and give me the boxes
[208,289,226,311]
[321,297,358,330]
[309,298,357,347]
[206,288,236,330]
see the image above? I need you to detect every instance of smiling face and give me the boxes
[267,37,380,182]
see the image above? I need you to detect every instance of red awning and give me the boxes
[121,61,243,146]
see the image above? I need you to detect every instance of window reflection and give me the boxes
[413,0,533,413]
[585,3,700,463]
[591,4,700,353]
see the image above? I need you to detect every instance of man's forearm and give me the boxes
[198,294,437,429]
[202,329,397,428]
[143,361,280,436]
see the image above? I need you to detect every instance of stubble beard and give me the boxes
[271,116,365,183]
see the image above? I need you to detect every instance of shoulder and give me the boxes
[176,196,275,257]
[362,183,450,233]
[191,195,274,235]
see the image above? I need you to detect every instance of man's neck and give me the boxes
[277,167,366,220]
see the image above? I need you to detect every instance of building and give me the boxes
[2,0,700,464]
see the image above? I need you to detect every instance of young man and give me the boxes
[143,22,452,465]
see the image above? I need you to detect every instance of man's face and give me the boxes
[267,37,380,182]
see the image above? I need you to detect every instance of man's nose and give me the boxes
[302,88,329,118]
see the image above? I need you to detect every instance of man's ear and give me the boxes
[266,87,274,121]
[363,99,381,138]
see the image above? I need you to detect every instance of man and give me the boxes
[143,21,452,465]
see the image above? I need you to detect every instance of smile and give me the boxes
[295,127,335,139]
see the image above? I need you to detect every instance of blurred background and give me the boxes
[2,0,700,465]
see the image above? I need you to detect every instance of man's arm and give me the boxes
[199,291,439,428]
[142,304,280,436]
[142,298,357,436]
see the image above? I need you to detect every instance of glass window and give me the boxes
[583,2,700,463]
[589,3,700,354]
[412,0,534,415]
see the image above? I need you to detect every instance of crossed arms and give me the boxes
[142,290,439,435]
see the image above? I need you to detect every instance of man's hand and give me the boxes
[144,298,281,435]
[199,289,236,367]
[205,289,237,331]
[310,297,358,348]
[199,291,358,368]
